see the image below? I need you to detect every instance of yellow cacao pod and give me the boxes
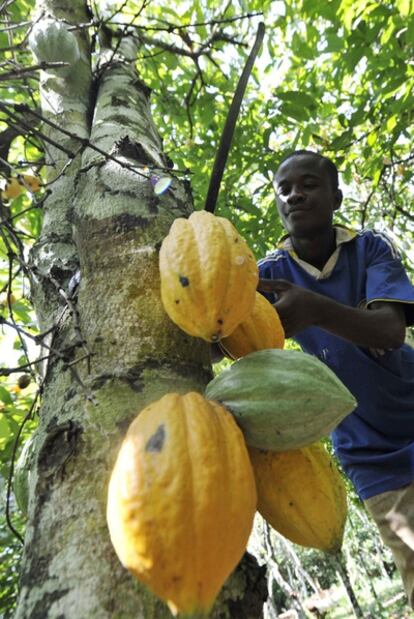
[107,392,257,616]
[220,292,285,359]
[249,442,347,553]
[2,178,23,199]
[1,174,41,200]
[20,174,41,193]
[159,210,258,342]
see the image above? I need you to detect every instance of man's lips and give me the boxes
[287,206,310,214]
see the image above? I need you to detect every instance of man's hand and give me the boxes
[258,278,322,337]
[258,278,407,349]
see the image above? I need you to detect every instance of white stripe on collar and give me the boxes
[280,226,357,279]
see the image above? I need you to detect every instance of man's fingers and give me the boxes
[258,278,291,292]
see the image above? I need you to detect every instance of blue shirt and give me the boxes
[258,227,414,500]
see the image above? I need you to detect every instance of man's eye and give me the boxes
[303,182,317,189]
[277,186,289,195]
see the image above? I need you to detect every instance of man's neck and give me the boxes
[290,228,337,271]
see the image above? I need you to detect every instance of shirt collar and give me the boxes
[277,225,357,279]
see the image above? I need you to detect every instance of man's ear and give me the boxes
[333,188,343,211]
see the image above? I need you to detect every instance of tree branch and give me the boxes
[137,30,245,59]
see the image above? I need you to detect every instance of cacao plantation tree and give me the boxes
[1,0,413,618]
[1,1,270,617]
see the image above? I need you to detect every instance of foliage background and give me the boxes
[0,0,413,616]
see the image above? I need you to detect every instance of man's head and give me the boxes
[273,150,343,239]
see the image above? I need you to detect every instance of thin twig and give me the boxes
[0,61,70,81]
[112,11,262,33]
[0,354,54,376]
[8,103,183,175]
[2,110,76,158]
[0,19,31,31]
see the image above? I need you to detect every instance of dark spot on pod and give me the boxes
[145,424,165,452]
[175,299,180,304]
[217,319,223,325]
[179,275,190,287]
[234,238,239,243]
[289,501,294,507]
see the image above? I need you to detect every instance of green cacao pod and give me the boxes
[205,349,356,451]
[28,19,80,75]
[249,442,347,553]
[159,210,258,342]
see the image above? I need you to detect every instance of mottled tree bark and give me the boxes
[15,2,266,618]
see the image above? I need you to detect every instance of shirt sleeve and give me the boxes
[365,231,414,325]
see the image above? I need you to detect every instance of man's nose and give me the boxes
[286,186,305,204]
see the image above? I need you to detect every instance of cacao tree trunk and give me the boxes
[14,2,266,618]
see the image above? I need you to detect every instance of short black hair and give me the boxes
[275,150,339,190]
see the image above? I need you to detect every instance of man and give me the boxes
[257,149,414,606]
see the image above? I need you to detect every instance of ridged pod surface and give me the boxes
[205,349,357,451]
[106,392,257,616]
[249,442,347,553]
[159,210,258,342]
[220,292,285,359]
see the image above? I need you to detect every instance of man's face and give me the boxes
[273,155,342,238]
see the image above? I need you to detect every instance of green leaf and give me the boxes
[0,416,10,447]
[325,32,345,52]
[163,53,179,71]
[380,20,396,45]
[339,0,359,30]
[367,131,378,146]
[279,101,311,122]
[396,0,412,17]
[235,198,261,216]
[349,107,367,127]
[330,130,353,150]
[0,387,13,405]
[276,91,316,109]
[8,303,31,324]
[386,115,398,132]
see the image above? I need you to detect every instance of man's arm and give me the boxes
[258,278,406,349]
